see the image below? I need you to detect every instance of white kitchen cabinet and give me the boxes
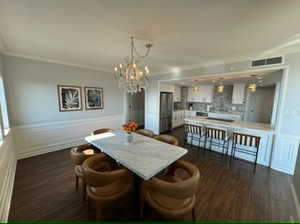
[188,85,213,103]
[184,110,196,119]
[232,84,245,104]
[172,110,185,128]
[173,85,181,102]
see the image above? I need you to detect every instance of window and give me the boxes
[0,75,10,140]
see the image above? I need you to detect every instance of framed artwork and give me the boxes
[57,85,82,112]
[84,87,104,110]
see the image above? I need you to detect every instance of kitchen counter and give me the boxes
[184,116,275,167]
[185,116,273,133]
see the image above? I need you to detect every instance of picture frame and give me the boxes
[57,85,82,112]
[84,87,104,110]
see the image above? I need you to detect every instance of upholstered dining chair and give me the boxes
[154,134,179,146]
[82,153,134,221]
[135,129,155,138]
[92,128,113,135]
[70,144,100,200]
[140,160,200,221]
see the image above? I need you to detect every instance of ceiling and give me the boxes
[1,0,300,75]
[163,69,282,86]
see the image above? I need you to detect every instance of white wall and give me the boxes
[145,52,300,175]
[0,54,16,222]
[2,56,125,159]
[3,55,124,126]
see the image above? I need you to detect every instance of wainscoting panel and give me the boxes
[14,114,124,159]
[271,134,300,175]
[0,131,17,222]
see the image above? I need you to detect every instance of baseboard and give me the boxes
[0,155,16,222]
[290,181,300,221]
[16,138,86,160]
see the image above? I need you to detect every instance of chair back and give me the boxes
[205,127,226,140]
[154,134,179,146]
[135,129,155,138]
[185,124,204,136]
[82,154,133,189]
[233,132,261,148]
[145,160,200,199]
[92,128,113,135]
[70,144,98,166]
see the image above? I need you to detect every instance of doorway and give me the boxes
[127,90,145,128]
[245,85,276,123]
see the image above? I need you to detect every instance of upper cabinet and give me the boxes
[173,85,181,102]
[188,85,213,103]
[232,84,245,104]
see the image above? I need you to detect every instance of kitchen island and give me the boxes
[184,116,274,167]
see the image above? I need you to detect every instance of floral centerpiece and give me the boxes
[122,121,138,143]
[122,121,138,133]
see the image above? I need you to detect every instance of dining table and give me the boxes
[84,130,187,180]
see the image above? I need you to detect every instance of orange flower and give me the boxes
[122,121,138,132]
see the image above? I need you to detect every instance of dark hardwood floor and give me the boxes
[9,127,298,221]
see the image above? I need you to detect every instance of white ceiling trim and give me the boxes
[2,51,114,73]
[150,54,255,76]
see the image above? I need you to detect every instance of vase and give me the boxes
[125,131,134,144]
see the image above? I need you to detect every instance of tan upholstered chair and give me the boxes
[82,153,134,221]
[70,144,100,200]
[140,160,200,221]
[135,129,155,138]
[92,128,113,135]
[154,134,179,146]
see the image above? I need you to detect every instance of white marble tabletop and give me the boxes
[85,130,187,180]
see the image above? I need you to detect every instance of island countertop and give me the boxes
[184,116,274,133]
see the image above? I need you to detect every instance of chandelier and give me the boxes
[114,36,153,94]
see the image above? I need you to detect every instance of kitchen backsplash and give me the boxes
[188,85,247,119]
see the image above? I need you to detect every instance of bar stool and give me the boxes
[204,127,231,156]
[184,123,206,151]
[230,132,261,173]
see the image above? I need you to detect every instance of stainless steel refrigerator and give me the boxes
[160,92,173,133]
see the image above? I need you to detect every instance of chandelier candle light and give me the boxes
[114,36,153,94]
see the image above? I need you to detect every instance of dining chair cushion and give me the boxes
[154,134,179,146]
[82,153,134,200]
[135,129,155,138]
[140,160,200,220]
[92,128,114,136]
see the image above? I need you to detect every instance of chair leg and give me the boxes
[87,197,91,211]
[81,180,86,201]
[140,197,144,220]
[75,176,79,191]
[96,205,102,221]
[192,207,196,221]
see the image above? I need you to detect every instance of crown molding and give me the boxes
[149,54,255,77]
[2,51,114,73]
